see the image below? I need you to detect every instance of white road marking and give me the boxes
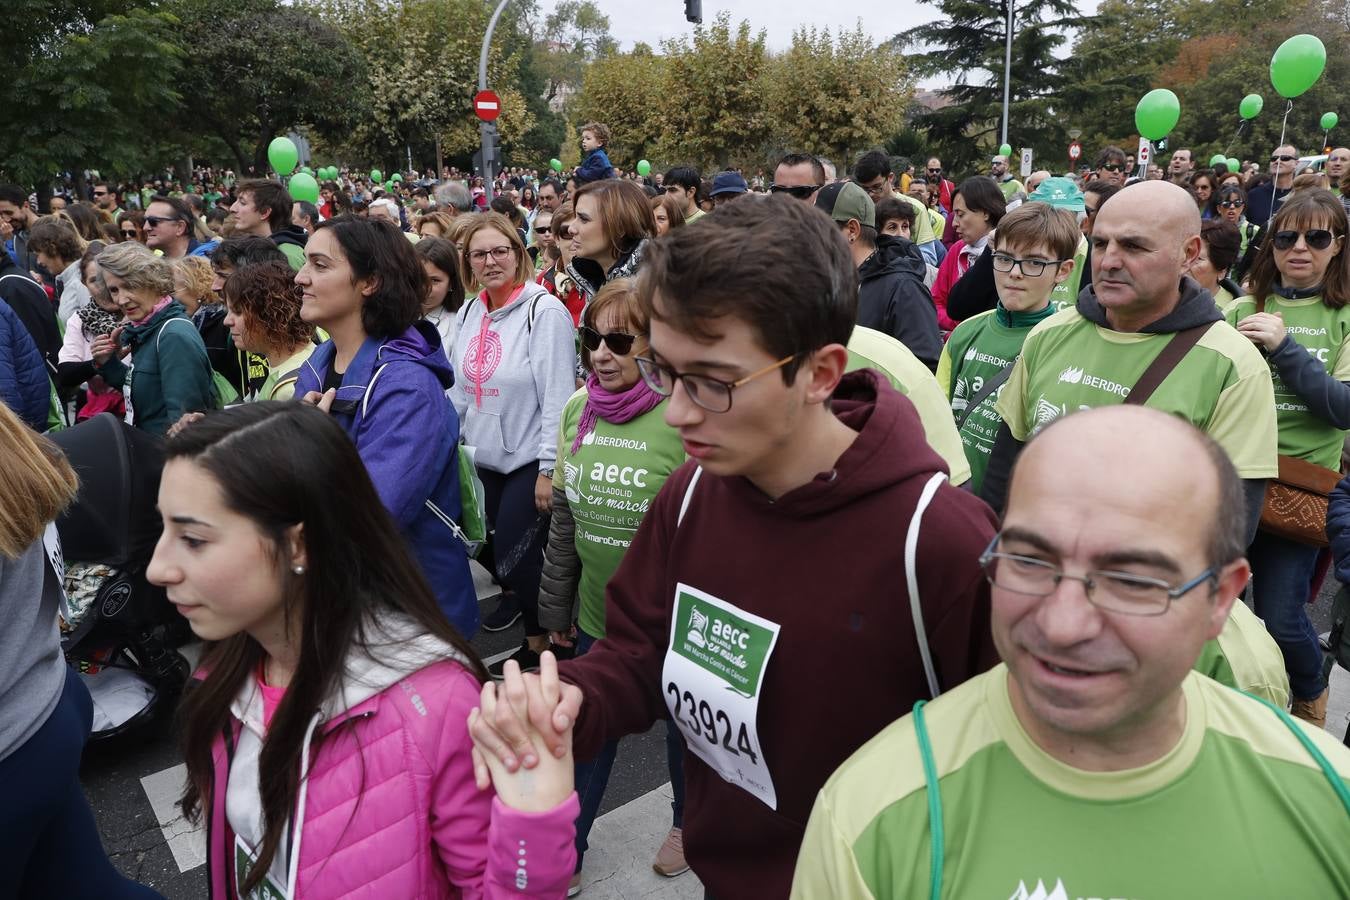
[140,764,206,872]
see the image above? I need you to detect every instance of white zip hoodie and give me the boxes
[225,615,471,894]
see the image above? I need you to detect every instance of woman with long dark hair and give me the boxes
[150,402,576,899]
[1226,189,1350,728]
[293,216,478,635]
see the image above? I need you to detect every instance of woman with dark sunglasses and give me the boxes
[118,210,145,243]
[1225,189,1350,730]
[536,278,689,894]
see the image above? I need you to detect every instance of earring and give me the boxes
[292,565,305,575]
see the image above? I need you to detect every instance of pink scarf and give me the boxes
[571,373,664,454]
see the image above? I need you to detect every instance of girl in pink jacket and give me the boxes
[148,401,578,899]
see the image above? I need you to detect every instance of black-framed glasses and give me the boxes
[1272,229,1339,251]
[977,535,1220,617]
[769,183,821,199]
[635,354,795,413]
[926,167,942,175]
[468,246,515,265]
[991,253,1069,277]
[1100,163,1124,172]
[579,326,637,356]
[93,190,109,197]
[1218,199,1245,209]
[121,229,138,238]
[142,215,183,229]
[1270,154,1298,163]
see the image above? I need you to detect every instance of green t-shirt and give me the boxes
[845,326,970,486]
[894,192,936,245]
[1048,234,1088,312]
[554,389,686,638]
[936,304,1055,493]
[995,307,1279,478]
[278,242,306,272]
[1224,294,1350,469]
[256,344,314,401]
[792,666,1350,900]
[997,177,1025,199]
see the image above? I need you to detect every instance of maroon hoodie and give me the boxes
[560,368,999,898]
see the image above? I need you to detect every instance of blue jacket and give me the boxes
[574,147,614,184]
[0,297,49,430]
[295,321,478,636]
[1329,474,1350,584]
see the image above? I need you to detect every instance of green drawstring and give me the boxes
[913,700,944,900]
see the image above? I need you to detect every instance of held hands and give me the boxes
[1236,312,1287,352]
[300,388,336,413]
[90,327,128,366]
[534,472,552,513]
[468,651,583,791]
[468,653,580,812]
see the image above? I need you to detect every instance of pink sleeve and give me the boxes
[931,243,963,333]
[427,665,578,899]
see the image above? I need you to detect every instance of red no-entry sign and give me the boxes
[474,90,501,122]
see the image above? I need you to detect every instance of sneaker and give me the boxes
[482,594,521,632]
[1291,687,1330,730]
[489,641,541,680]
[652,826,689,877]
[567,872,582,897]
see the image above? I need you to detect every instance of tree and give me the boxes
[572,44,668,167]
[0,6,185,187]
[657,13,772,169]
[531,0,618,108]
[172,0,367,173]
[890,0,1094,173]
[764,26,912,167]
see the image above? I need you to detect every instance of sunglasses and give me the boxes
[769,183,821,199]
[1100,163,1124,172]
[1272,229,1340,251]
[1218,199,1245,209]
[142,215,182,229]
[1270,154,1298,163]
[121,229,138,237]
[927,167,942,174]
[93,191,109,197]
[579,325,637,355]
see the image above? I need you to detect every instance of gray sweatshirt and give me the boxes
[450,281,577,474]
[0,534,67,763]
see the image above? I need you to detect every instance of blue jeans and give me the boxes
[573,629,685,870]
[0,668,164,899]
[1249,530,1325,701]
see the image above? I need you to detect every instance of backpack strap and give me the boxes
[1123,323,1213,406]
[907,472,948,699]
[1243,689,1350,818]
[954,362,1015,431]
[267,367,302,400]
[526,293,541,334]
[913,699,945,900]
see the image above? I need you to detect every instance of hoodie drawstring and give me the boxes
[285,713,323,896]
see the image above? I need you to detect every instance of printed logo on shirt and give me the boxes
[1287,325,1328,337]
[1006,877,1137,900]
[1034,396,1066,428]
[1056,366,1130,398]
[1057,366,1084,384]
[461,327,503,384]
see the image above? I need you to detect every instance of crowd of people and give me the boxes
[3,116,1350,900]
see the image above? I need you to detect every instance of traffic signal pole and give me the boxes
[478,0,511,188]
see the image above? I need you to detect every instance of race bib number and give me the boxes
[661,583,781,809]
[235,835,289,900]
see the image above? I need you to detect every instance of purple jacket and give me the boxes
[205,621,578,898]
[295,322,478,635]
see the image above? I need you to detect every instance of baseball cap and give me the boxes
[1027,176,1085,212]
[815,181,876,229]
[710,171,748,197]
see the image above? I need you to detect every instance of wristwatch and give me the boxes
[539,467,555,478]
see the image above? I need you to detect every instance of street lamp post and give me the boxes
[478,0,511,188]
[1000,0,1013,148]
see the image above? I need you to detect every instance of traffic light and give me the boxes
[685,0,701,23]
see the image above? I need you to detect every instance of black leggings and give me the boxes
[0,667,164,899]
[480,464,549,637]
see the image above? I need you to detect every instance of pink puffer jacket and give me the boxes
[205,656,577,899]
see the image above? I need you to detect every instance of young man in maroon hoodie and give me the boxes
[471,195,999,898]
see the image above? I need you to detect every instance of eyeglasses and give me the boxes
[93,190,109,197]
[1218,199,1245,209]
[1270,154,1298,163]
[468,246,515,265]
[580,326,637,356]
[926,167,942,175]
[768,183,822,199]
[1100,163,1125,172]
[635,354,796,413]
[121,229,138,238]
[978,536,1219,617]
[142,215,183,229]
[1271,229,1340,251]
[991,253,1069,277]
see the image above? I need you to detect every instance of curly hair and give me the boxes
[222,260,314,352]
[172,256,216,308]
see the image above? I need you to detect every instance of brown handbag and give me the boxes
[1249,296,1343,546]
[1260,454,1341,546]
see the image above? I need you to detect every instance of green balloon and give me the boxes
[998,143,1012,158]
[1270,33,1326,99]
[391,172,402,182]
[325,167,337,180]
[299,166,313,176]
[267,137,299,174]
[636,159,652,176]
[1322,112,1339,131]
[1239,94,1263,119]
[550,158,563,172]
[370,169,383,183]
[1226,157,1240,172]
[1135,88,1181,141]
[289,172,320,203]
[1209,153,1227,167]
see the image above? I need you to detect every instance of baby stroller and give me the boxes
[50,413,191,746]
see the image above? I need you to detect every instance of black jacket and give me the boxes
[0,253,60,375]
[271,224,309,254]
[857,235,942,370]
